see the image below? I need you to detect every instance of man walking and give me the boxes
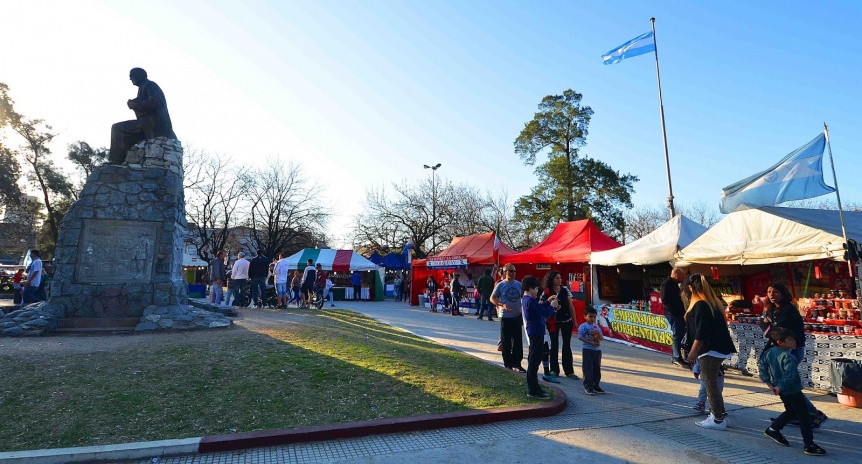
[22,250,43,304]
[248,249,269,308]
[209,251,226,305]
[661,267,689,367]
[301,259,317,307]
[490,264,525,372]
[476,268,495,321]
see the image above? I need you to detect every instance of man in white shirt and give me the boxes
[225,252,250,307]
[273,252,290,308]
[23,249,43,304]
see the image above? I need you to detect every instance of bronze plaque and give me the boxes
[75,219,160,283]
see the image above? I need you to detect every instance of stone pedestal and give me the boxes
[47,137,188,318]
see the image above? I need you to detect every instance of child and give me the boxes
[759,327,826,456]
[521,275,558,400]
[693,361,725,413]
[578,306,604,395]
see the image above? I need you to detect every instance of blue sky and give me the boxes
[3,1,861,245]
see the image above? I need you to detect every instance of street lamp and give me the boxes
[423,163,442,252]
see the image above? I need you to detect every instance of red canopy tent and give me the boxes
[410,232,516,305]
[503,219,621,324]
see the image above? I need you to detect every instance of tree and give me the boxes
[0,145,22,210]
[67,141,109,178]
[622,204,666,244]
[246,160,329,258]
[0,83,74,256]
[513,89,638,240]
[183,149,253,262]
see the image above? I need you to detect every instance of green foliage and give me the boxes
[513,89,637,240]
[67,141,109,178]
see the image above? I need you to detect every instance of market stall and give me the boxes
[589,215,708,354]
[410,232,517,306]
[504,219,621,325]
[283,248,384,301]
[675,206,862,391]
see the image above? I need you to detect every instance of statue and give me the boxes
[108,68,177,164]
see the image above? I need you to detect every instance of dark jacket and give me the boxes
[758,346,803,395]
[210,257,226,282]
[541,287,573,322]
[248,255,269,279]
[477,274,495,298]
[685,300,737,356]
[523,295,555,337]
[660,277,685,319]
[762,303,806,348]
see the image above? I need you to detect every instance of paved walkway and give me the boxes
[120,300,862,464]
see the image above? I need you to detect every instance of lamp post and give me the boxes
[423,163,441,253]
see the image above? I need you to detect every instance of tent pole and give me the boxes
[823,123,860,298]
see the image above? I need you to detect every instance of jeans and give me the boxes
[226,279,247,307]
[500,316,524,368]
[250,277,267,306]
[549,320,574,376]
[666,313,685,360]
[353,284,361,301]
[478,296,493,319]
[773,391,815,446]
[789,346,818,415]
[526,333,544,394]
[210,281,223,305]
[22,286,42,304]
[582,349,602,389]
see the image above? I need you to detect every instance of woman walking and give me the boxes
[684,273,736,430]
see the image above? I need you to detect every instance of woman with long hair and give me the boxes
[761,282,828,427]
[541,270,579,379]
[684,273,736,431]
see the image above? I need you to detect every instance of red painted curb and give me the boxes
[198,385,567,453]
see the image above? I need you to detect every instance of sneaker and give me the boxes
[527,391,551,400]
[593,386,606,394]
[565,373,580,380]
[803,444,826,456]
[584,387,596,395]
[542,374,561,384]
[764,428,789,447]
[548,372,559,378]
[695,414,727,431]
[672,358,691,368]
[330,304,335,307]
[693,402,706,413]
[514,366,526,373]
[812,411,828,427]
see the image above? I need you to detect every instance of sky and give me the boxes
[3,0,862,248]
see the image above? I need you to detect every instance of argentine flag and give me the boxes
[602,31,655,65]
[719,133,835,214]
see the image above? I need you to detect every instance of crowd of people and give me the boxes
[420,264,830,456]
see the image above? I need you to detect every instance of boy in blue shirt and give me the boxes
[759,327,826,456]
[578,307,604,395]
[521,275,558,400]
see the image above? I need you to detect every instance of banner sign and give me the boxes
[597,304,672,354]
[427,255,468,269]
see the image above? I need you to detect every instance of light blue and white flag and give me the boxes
[602,31,655,65]
[719,133,835,214]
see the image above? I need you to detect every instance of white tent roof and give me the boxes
[590,215,708,266]
[675,207,862,265]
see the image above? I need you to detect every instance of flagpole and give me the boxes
[823,123,858,293]
[650,17,675,219]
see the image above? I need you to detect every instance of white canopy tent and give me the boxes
[676,207,862,266]
[591,215,708,266]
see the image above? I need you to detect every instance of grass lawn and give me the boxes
[0,308,539,452]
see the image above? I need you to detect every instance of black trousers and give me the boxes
[582,349,602,389]
[549,320,574,376]
[772,391,814,446]
[500,316,524,368]
[527,333,544,394]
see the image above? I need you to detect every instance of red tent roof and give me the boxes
[504,219,621,264]
[434,232,517,265]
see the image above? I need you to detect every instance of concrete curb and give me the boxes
[0,387,565,463]
[0,438,200,464]
[199,384,568,453]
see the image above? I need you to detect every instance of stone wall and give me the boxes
[45,137,188,318]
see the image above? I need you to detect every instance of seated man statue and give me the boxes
[108,67,177,164]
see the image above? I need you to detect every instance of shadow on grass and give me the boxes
[0,308,536,452]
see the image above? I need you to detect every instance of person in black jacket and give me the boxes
[248,249,270,308]
[661,267,689,367]
[684,274,736,431]
[761,282,828,428]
